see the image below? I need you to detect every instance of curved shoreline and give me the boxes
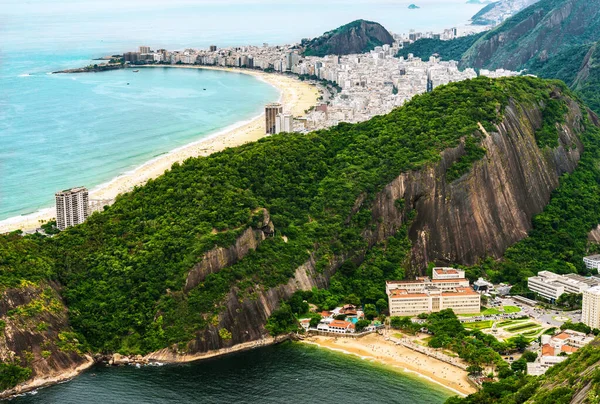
[0,66,319,234]
[301,334,476,397]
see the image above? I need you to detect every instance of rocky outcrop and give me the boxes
[370,96,586,273]
[303,20,394,57]
[184,209,274,292]
[0,282,91,397]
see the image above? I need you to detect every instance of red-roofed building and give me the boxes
[542,344,555,357]
[327,320,355,334]
[561,345,579,354]
[387,271,480,316]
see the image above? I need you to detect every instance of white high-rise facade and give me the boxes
[55,187,89,230]
[582,286,600,330]
[275,113,293,133]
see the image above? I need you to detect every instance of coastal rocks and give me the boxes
[0,282,91,398]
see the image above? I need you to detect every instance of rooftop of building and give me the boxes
[329,320,355,329]
[585,285,600,295]
[56,186,88,196]
[433,267,459,275]
[584,254,600,261]
[541,344,554,356]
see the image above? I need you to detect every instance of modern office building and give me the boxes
[55,187,89,231]
[527,271,600,302]
[387,269,480,316]
[275,113,293,133]
[583,285,600,329]
[265,103,283,134]
[584,255,600,271]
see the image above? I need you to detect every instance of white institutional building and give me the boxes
[527,271,600,302]
[55,187,89,230]
[386,268,481,316]
[583,285,600,330]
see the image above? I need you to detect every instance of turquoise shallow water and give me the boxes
[0,62,279,220]
[12,343,454,404]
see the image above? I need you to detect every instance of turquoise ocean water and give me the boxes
[1,1,483,401]
[0,0,484,221]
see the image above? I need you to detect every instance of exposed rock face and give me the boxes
[0,282,90,393]
[461,0,600,70]
[303,20,394,57]
[184,209,274,292]
[150,91,593,359]
[376,96,585,274]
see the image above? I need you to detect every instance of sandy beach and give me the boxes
[302,333,476,397]
[0,66,319,234]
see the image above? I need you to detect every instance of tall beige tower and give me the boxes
[55,187,89,231]
[265,103,283,135]
[582,285,600,330]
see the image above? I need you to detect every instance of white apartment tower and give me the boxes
[582,286,600,330]
[275,113,293,133]
[55,187,89,230]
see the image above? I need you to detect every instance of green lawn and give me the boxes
[503,306,521,313]
[522,328,543,336]
[498,320,521,327]
[506,322,539,332]
[464,320,494,330]
[459,306,522,318]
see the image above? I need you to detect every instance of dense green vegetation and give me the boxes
[397,33,485,62]
[0,77,581,359]
[447,340,600,404]
[0,362,31,391]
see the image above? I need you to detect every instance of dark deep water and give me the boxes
[12,343,453,403]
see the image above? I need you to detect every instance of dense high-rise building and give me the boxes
[582,286,600,329]
[209,45,217,52]
[55,187,89,231]
[139,46,151,54]
[265,103,283,134]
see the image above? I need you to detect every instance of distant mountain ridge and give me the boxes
[302,20,394,57]
[462,0,600,70]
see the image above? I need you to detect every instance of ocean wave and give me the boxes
[18,73,31,77]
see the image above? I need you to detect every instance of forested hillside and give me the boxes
[1,77,599,392]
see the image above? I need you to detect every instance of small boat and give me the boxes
[203,88,206,90]
[132,70,139,72]
[127,83,130,85]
